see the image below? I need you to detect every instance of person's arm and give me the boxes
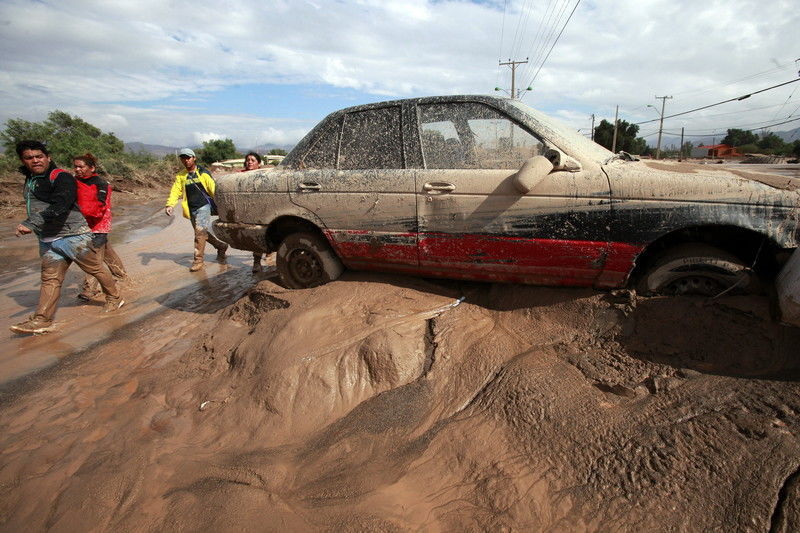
[165,175,183,215]
[200,169,216,197]
[40,171,77,221]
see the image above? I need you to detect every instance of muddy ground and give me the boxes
[1,168,800,531]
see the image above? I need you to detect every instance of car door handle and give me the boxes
[423,182,456,193]
[297,182,321,191]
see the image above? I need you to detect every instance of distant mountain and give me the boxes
[124,142,180,157]
[651,125,800,150]
[124,141,296,157]
[775,127,800,143]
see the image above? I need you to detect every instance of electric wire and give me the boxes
[522,0,581,97]
[521,0,567,85]
[634,78,800,125]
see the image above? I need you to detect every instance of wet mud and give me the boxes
[2,267,799,531]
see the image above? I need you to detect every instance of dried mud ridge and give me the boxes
[2,275,800,531]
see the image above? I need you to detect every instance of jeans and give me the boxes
[35,233,119,319]
[190,203,213,233]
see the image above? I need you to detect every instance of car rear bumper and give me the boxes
[212,221,272,253]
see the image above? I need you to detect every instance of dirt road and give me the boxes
[1,199,800,531]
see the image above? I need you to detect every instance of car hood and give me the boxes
[603,159,800,208]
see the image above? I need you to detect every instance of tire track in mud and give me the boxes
[2,278,800,531]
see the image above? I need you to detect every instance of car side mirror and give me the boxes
[512,155,554,194]
[544,148,582,172]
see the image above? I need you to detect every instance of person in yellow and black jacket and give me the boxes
[164,148,228,271]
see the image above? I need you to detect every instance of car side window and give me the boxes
[339,107,403,170]
[301,117,342,169]
[418,102,544,169]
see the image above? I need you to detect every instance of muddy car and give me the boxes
[213,95,800,294]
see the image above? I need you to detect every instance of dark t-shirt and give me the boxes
[185,171,209,211]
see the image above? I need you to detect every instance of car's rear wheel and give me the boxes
[636,243,755,296]
[276,232,344,289]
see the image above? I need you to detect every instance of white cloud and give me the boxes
[0,0,797,148]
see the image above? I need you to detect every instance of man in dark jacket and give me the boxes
[10,140,123,335]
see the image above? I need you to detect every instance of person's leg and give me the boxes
[36,256,71,320]
[10,241,69,334]
[189,207,207,271]
[252,252,263,272]
[195,204,227,259]
[191,227,208,271]
[58,234,122,310]
[79,234,106,300]
[103,242,127,280]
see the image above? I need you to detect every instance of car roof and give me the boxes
[284,94,612,167]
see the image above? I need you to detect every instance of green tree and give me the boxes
[268,148,288,156]
[756,132,784,153]
[197,138,239,165]
[593,119,648,155]
[721,128,758,147]
[1,110,124,166]
[789,140,800,158]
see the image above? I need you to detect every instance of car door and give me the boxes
[288,105,419,270]
[414,101,612,286]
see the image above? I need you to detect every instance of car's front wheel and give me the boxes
[276,232,344,289]
[637,243,755,296]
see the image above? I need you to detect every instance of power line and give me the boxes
[634,78,800,125]
[496,0,509,88]
[641,116,800,138]
[523,0,581,93]
[522,0,570,85]
[670,62,795,99]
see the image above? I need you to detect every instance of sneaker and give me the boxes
[216,243,228,262]
[190,261,205,272]
[10,316,53,335]
[103,297,125,313]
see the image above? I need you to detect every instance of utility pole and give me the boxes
[679,127,685,161]
[590,114,595,141]
[499,58,529,99]
[654,95,672,160]
[611,105,619,153]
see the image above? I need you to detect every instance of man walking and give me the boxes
[11,141,123,335]
[165,148,227,271]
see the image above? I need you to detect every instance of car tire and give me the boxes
[636,243,755,296]
[276,232,344,289]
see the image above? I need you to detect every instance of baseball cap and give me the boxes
[178,148,196,158]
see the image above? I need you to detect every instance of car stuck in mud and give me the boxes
[213,95,800,294]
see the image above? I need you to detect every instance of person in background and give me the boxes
[11,141,123,335]
[165,148,227,272]
[73,153,128,301]
[241,152,266,272]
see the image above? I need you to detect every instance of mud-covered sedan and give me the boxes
[213,95,800,294]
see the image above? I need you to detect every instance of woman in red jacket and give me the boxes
[73,153,128,300]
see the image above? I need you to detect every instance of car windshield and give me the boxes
[507,100,613,163]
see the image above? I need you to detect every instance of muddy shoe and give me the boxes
[77,291,98,302]
[10,315,54,335]
[216,243,228,262]
[103,297,125,313]
[252,262,262,273]
[189,261,205,272]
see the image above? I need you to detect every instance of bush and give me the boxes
[738,144,759,154]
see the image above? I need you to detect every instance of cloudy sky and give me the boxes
[1,0,797,150]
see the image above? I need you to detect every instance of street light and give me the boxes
[648,96,672,159]
[494,86,532,99]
